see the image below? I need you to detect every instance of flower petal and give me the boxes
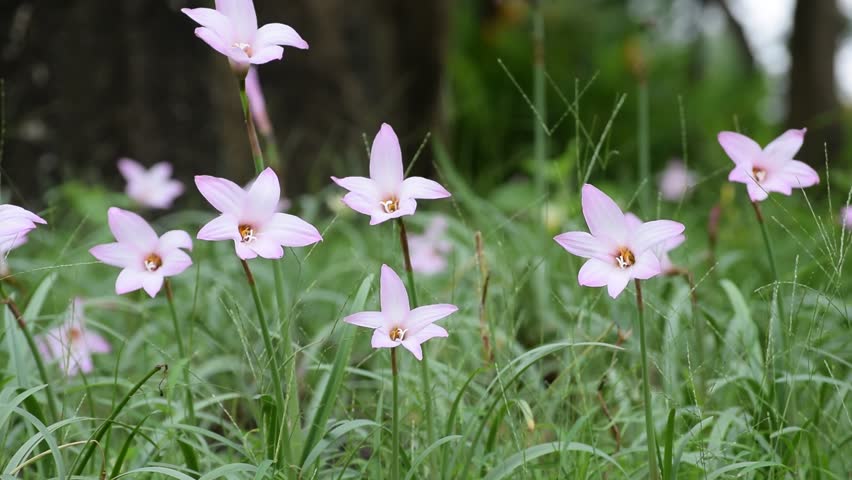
[193,27,236,59]
[341,192,382,217]
[631,220,685,254]
[371,328,399,349]
[159,230,193,252]
[90,243,140,268]
[405,304,457,334]
[115,269,145,295]
[630,251,661,280]
[107,207,158,252]
[400,340,423,360]
[718,131,762,165]
[215,0,256,40]
[254,23,308,49]
[195,175,246,215]
[181,7,233,37]
[246,168,281,218]
[380,264,410,321]
[249,45,284,64]
[369,124,404,193]
[343,311,385,329]
[263,213,322,247]
[117,157,144,180]
[0,204,46,225]
[577,258,615,287]
[746,182,769,202]
[84,332,111,353]
[248,236,284,259]
[235,241,258,260]
[554,231,612,262]
[606,271,631,298]
[158,249,193,276]
[763,128,806,163]
[399,177,451,200]
[408,323,448,345]
[581,184,627,243]
[369,198,417,225]
[331,176,381,199]
[728,165,753,183]
[141,273,164,298]
[778,159,819,188]
[198,214,240,241]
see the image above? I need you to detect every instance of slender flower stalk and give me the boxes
[391,347,400,480]
[165,279,195,424]
[634,280,659,480]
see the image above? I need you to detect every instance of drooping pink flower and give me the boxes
[554,184,685,298]
[118,158,184,209]
[718,129,819,202]
[196,167,322,259]
[624,213,684,273]
[343,264,457,360]
[245,67,272,135]
[658,159,696,202]
[0,204,46,252]
[842,206,852,230]
[331,123,451,225]
[409,216,452,275]
[181,0,308,70]
[36,298,111,377]
[89,208,193,297]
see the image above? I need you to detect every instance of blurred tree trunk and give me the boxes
[0,0,450,204]
[787,0,844,166]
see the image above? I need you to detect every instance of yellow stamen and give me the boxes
[752,167,767,182]
[615,247,635,269]
[389,327,408,341]
[381,198,399,214]
[239,224,257,243]
[144,254,163,272]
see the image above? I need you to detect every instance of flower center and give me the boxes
[614,247,635,269]
[389,327,408,342]
[144,254,163,272]
[752,167,767,182]
[239,224,257,244]
[69,327,82,342]
[233,42,253,56]
[381,198,400,214]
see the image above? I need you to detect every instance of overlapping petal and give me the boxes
[718,131,761,165]
[581,184,627,243]
[255,23,308,49]
[107,208,158,252]
[195,175,246,215]
[263,213,322,247]
[631,220,685,254]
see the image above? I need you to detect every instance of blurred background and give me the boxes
[1,0,851,205]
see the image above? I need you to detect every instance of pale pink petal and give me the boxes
[141,273,164,298]
[148,162,173,179]
[841,206,852,229]
[158,249,193,276]
[159,230,193,252]
[371,328,399,349]
[380,264,410,320]
[195,175,246,215]
[254,23,308,49]
[234,241,258,260]
[630,251,662,280]
[245,68,271,134]
[728,165,753,183]
[75,351,94,375]
[631,220,685,254]
[181,7,233,37]
[405,304,457,333]
[249,45,284,64]
[606,271,631,298]
[117,157,145,181]
[245,168,281,218]
[398,177,451,200]
[193,27,236,59]
[84,332,111,354]
[408,323,448,344]
[262,213,322,247]
[778,160,819,188]
[0,218,37,237]
[343,311,385,329]
[331,176,381,200]
[554,231,613,262]
[763,128,806,162]
[107,208,158,252]
[369,124,404,192]
[663,234,685,251]
[746,182,769,202]
[400,340,423,360]
[341,192,382,217]
[89,243,139,268]
[214,0,256,40]
[581,184,627,243]
[577,258,615,287]
[115,269,145,295]
[0,205,46,224]
[248,237,284,259]
[718,131,762,165]
[198,214,240,241]
[623,213,642,230]
[761,176,793,196]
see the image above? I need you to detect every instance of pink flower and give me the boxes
[842,206,852,230]
[89,208,193,297]
[658,159,696,201]
[409,216,452,275]
[718,129,819,202]
[0,204,46,253]
[181,0,308,70]
[331,123,451,225]
[196,167,322,260]
[553,184,685,298]
[118,158,184,209]
[246,67,272,135]
[344,265,457,360]
[36,298,111,376]
[624,213,684,273]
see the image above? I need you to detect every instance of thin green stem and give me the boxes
[72,364,164,475]
[165,279,195,424]
[638,81,651,211]
[0,282,58,421]
[391,347,400,480]
[635,280,659,480]
[397,218,434,445]
[531,0,547,195]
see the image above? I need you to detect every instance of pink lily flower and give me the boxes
[658,159,696,202]
[118,158,184,209]
[624,213,685,273]
[553,184,685,298]
[409,216,452,275]
[181,0,308,70]
[36,298,111,377]
[718,129,819,202]
[0,204,46,252]
[89,208,193,297]
[842,206,852,230]
[245,67,272,135]
[343,264,457,360]
[196,167,322,260]
[331,123,451,225]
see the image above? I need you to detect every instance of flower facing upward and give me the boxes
[37,298,110,377]
[181,0,308,69]
[409,216,452,275]
[554,184,685,298]
[343,265,457,360]
[196,168,322,260]
[624,213,684,273]
[842,206,852,230]
[118,158,184,209]
[332,123,451,225]
[658,159,696,202]
[245,67,272,135]
[718,129,819,202]
[89,208,193,297]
